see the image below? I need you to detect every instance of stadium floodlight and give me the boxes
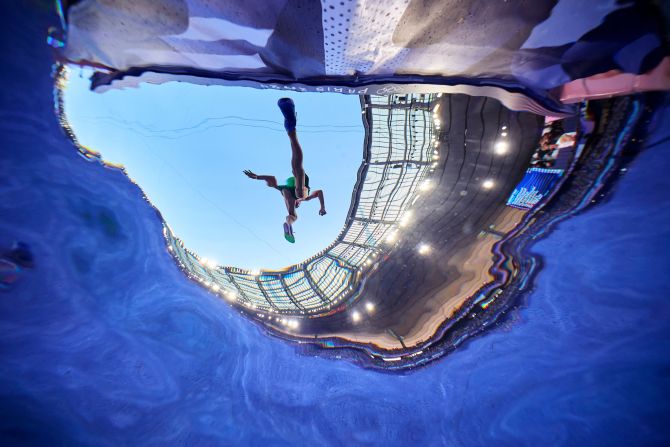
[418,243,431,255]
[400,210,413,227]
[494,141,508,155]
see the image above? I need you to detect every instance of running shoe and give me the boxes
[277,98,297,132]
[283,222,295,243]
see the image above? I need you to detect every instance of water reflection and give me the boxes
[161,91,610,366]
[61,70,608,365]
[164,94,438,315]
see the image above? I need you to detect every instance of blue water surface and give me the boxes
[1,4,669,446]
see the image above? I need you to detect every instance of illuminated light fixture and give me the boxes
[437,93,443,98]
[433,150,439,155]
[433,104,440,113]
[482,179,495,189]
[433,154,439,160]
[419,180,433,191]
[501,131,508,137]
[494,141,508,155]
[199,258,217,269]
[288,320,299,329]
[365,302,375,313]
[211,284,220,292]
[386,231,399,243]
[399,210,413,227]
[249,269,261,276]
[502,125,507,130]
[352,311,361,323]
[418,243,431,255]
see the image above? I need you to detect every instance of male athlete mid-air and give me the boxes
[244,98,326,243]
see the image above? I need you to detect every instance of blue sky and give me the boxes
[63,67,364,270]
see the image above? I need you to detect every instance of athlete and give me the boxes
[243,98,326,243]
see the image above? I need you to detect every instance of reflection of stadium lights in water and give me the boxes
[352,311,361,323]
[399,211,413,227]
[365,302,375,313]
[482,179,495,189]
[386,231,398,243]
[418,243,431,255]
[494,141,508,155]
[197,258,217,269]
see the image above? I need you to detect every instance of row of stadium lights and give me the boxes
[431,95,509,191]
[346,103,512,323]
[351,95,437,324]
[349,96,439,324]
[196,254,359,329]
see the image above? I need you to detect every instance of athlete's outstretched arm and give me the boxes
[295,189,326,215]
[243,170,278,188]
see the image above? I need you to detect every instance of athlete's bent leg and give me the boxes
[287,130,306,198]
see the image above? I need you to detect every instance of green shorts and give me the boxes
[277,174,310,200]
